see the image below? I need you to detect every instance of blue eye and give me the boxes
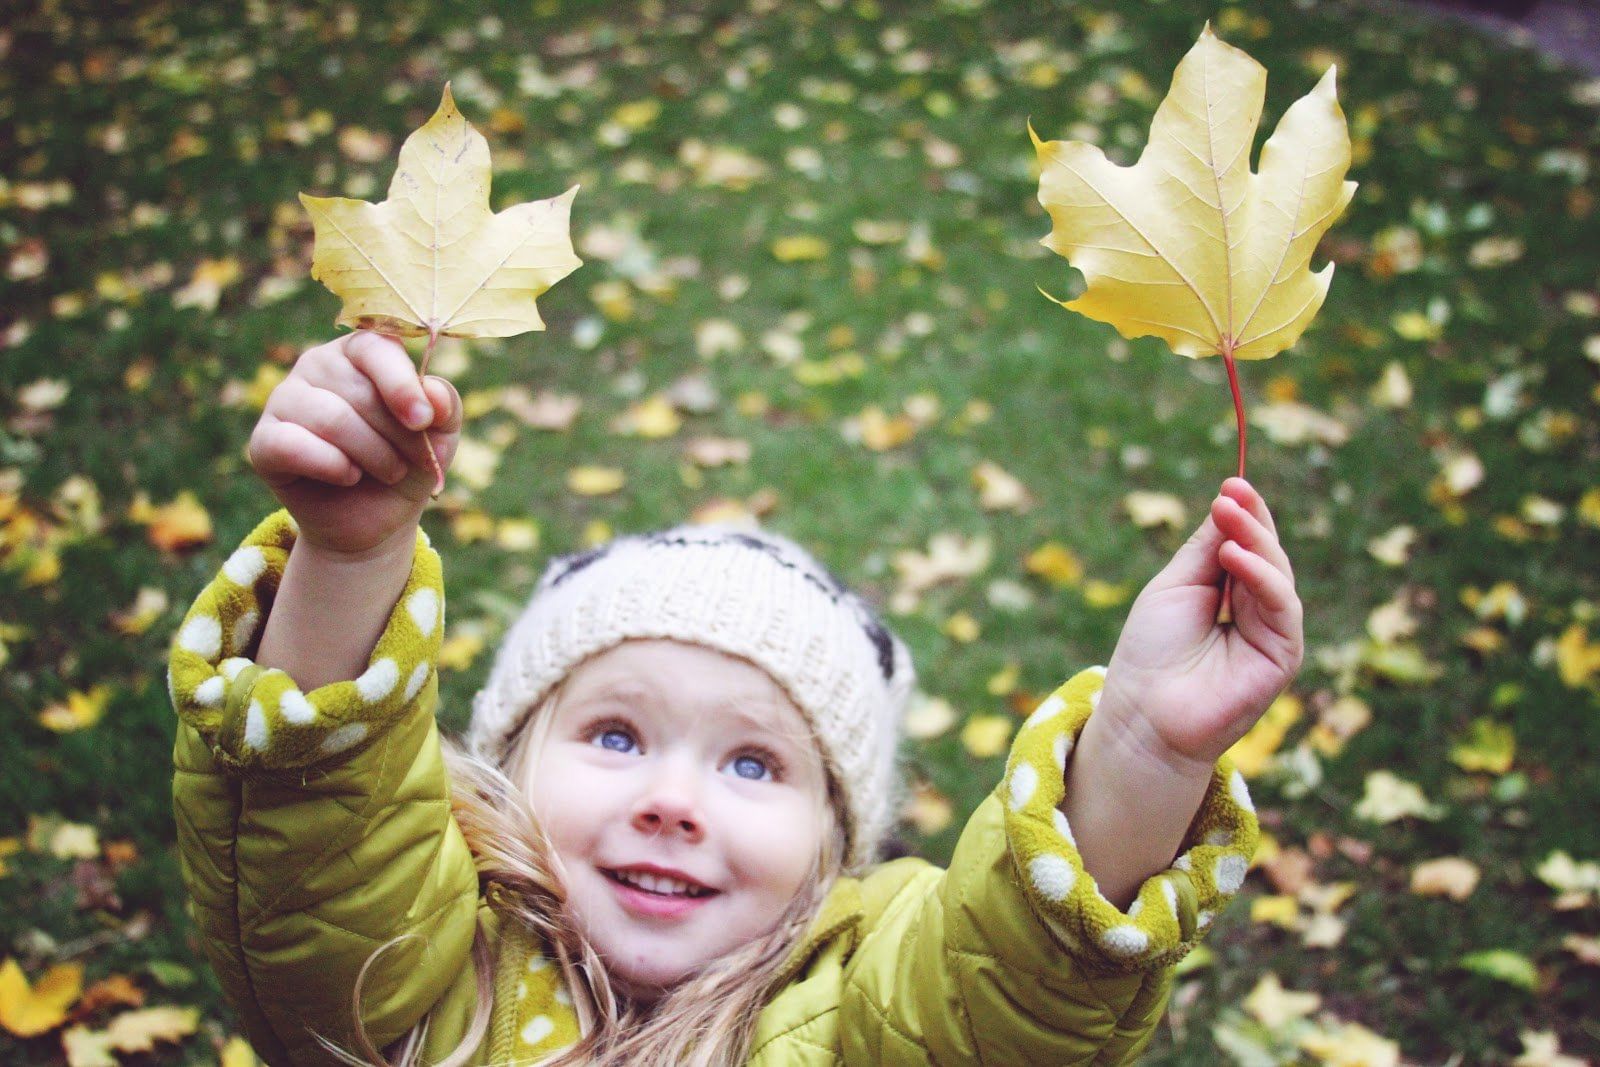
[596,728,637,754]
[730,754,771,781]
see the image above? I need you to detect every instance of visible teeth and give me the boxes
[613,870,708,897]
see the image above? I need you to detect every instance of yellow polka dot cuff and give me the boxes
[1004,666,1258,974]
[166,510,444,773]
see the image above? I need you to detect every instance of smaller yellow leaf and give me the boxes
[0,958,83,1038]
[1449,718,1515,775]
[1250,895,1301,929]
[1242,972,1321,1029]
[1025,542,1084,587]
[1124,491,1186,530]
[61,1026,118,1067]
[567,466,626,496]
[771,235,829,262]
[902,781,953,835]
[221,1035,262,1067]
[1555,625,1600,688]
[1363,524,1414,566]
[1354,770,1443,824]
[1411,857,1480,901]
[942,612,980,643]
[103,1005,200,1052]
[972,461,1033,513]
[38,685,113,733]
[902,694,957,740]
[1081,579,1130,608]
[959,714,1013,759]
[494,519,540,552]
[1226,692,1302,778]
[110,586,169,636]
[133,491,212,553]
[612,395,681,439]
[985,662,1020,697]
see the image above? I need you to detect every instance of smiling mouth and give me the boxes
[602,868,719,899]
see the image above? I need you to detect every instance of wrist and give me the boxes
[1090,685,1218,786]
[295,520,421,568]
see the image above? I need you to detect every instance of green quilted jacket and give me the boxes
[169,512,1258,1065]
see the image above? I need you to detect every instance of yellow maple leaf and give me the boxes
[0,958,83,1038]
[300,85,581,340]
[1032,25,1356,363]
[37,684,113,733]
[102,1005,199,1052]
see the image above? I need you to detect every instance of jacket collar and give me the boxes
[771,874,864,987]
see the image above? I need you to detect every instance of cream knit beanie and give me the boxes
[468,525,915,871]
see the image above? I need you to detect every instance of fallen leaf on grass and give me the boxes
[1242,972,1320,1029]
[1458,949,1540,991]
[567,467,625,496]
[1353,770,1443,823]
[1410,857,1480,900]
[1512,1030,1588,1067]
[1226,692,1302,777]
[128,491,212,552]
[972,461,1033,512]
[960,714,1013,759]
[1124,491,1186,530]
[37,685,113,733]
[1024,542,1084,587]
[0,958,82,1038]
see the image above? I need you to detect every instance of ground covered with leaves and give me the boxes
[3,0,1598,1063]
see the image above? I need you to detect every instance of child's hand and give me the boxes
[247,331,461,558]
[1097,478,1304,775]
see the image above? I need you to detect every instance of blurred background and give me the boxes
[2,0,1597,1062]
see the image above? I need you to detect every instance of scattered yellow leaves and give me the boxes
[972,461,1033,512]
[37,684,112,733]
[771,235,829,262]
[612,395,682,438]
[959,714,1013,759]
[128,491,212,552]
[1554,625,1600,688]
[1410,857,1480,901]
[1123,491,1186,530]
[1226,692,1302,777]
[567,466,626,496]
[1025,542,1084,587]
[1242,972,1320,1029]
[1449,717,1515,775]
[63,1006,200,1065]
[0,958,82,1038]
[1353,770,1443,823]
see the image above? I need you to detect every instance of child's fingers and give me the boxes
[1211,494,1294,584]
[276,381,411,486]
[1145,513,1226,594]
[421,375,462,433]
[249,415,362,488]
[1220,477,1278,539]
[341,331,435,431]
[1219,540,1302,641]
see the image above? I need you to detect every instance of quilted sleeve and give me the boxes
[839,666,1258,1065]
[168,510,482,1066]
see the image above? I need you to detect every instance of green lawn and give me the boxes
[3,0,1598,1062]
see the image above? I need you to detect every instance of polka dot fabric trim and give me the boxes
[486,921,579,1063]
[166,510,444,773]
[1003,666,1259,975]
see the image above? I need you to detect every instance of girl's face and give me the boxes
[524,639,830,1000]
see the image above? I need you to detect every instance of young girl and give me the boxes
[168,330,1302,1065]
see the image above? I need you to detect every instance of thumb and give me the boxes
[1144,512,1226,596]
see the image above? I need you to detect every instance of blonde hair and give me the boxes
[325,681,847,1067]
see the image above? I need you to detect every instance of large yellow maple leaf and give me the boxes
[1032,25,1356,364]
[300,84,581,341]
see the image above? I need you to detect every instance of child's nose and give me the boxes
[631,765,704,842]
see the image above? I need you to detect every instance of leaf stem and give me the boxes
[419,329,444,497]
[1217,340,1246,625]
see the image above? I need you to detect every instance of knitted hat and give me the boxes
[469,525,915,871]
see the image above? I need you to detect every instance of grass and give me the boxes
[2,0,1598,1061]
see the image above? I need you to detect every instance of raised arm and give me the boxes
[247,330,461,689]
[1066,478,1303,907]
